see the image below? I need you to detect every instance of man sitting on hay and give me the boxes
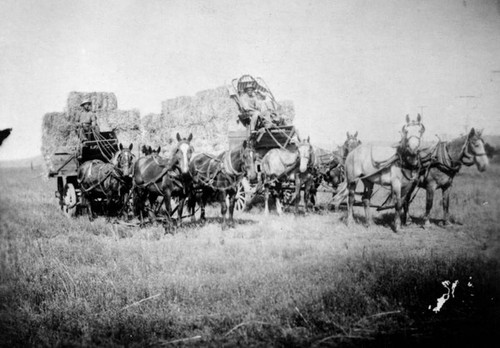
[75,98,100,141]
[238,82,284,136]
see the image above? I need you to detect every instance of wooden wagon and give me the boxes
[48,131,120,217]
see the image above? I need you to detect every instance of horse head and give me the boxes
[141,145,152,156]
[171,133,194,174]
[401,114,425,159]
[240,140,257,180]
[297,136,314,173]
[463,128,489,172]
[343,131,361,159]
[115,143,135,177]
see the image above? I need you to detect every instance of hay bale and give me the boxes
[41,111,79,170]
[97,109,142,147]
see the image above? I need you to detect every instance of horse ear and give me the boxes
[469,128,475,137]
[307,136,310,143]
[176,133,181,142]
[129,143,133,150]
[417,113,422,123]
[354,131,358,138]
[242,140,248,149]
[405,114,410,123]
[346,131,350,138]
[188,133,193,142]
[157,146,161,153]
[119,143,123,150]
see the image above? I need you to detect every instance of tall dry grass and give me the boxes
[0,164,499,347]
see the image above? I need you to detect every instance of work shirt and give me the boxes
[76,111,97,128]
[239,93,261,113]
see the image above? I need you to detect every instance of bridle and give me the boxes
[460,134,487,166]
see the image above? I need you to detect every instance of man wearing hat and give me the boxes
[240,83,272,136]
[240,84,283,135]
[75,98,99,141]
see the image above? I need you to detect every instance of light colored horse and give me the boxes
[344,114,425,232]
[260,138,315,215]
[404,127,489,227]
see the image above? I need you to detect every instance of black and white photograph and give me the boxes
[1,0,499,346]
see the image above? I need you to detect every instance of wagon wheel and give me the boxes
[235,178,252,211]
[61,183,77,218]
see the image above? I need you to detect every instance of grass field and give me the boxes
[0,164,499,347]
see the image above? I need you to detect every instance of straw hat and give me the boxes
[80,99,91,106]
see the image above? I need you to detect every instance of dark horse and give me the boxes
[323,131,362,194]
[77,143,135,220]
[260,138,315,215]
[188,140,256,229]
[133,133,194,229]
[404,128,489,227]
[343,114,425,232]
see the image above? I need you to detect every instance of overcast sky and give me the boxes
[1,0,499,160]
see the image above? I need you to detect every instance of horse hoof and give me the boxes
[442,220,451,227]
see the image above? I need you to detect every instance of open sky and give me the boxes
[1,0,499,160]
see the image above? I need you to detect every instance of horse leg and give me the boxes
[402,181,417,226]
[392,179,402,232]
[275,181,283,216]
[423,184,436,228]
[220,190,228,230]
[362,181,374,227]
[227,192,236,228]
[294,176,302,214]
[83,194,95,221]
[199,189,209,222]
[176,196,185,227]
[264,182,270,216]
[304,176,313,214]
[346,181,357,226]
[163,190,174,234]
[442,186,452,226]
[187,190,197,223]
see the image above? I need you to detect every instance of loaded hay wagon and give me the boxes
[227,75,302,211]
[48,130,120,217]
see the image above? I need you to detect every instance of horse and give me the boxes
[260,137,315,215]
[187,140,256,229]
[77,143,135,221]
[343,114,425,232]
[133,133,194,230]
[404,127,489,227]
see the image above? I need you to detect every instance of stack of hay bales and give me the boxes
[154,86,295,155]
[42,92,141,171]
[41,85,296,171]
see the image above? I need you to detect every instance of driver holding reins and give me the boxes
[239,84,282,136]
[75,98,100,141]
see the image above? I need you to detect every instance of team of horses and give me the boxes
[75,115,490,232]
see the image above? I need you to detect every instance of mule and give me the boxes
[77,143,135,221]
[343,114,425,232]
[188,140,256,229]
[133,133,194,229]
[404,128,489,227]
[260,138,315,215]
